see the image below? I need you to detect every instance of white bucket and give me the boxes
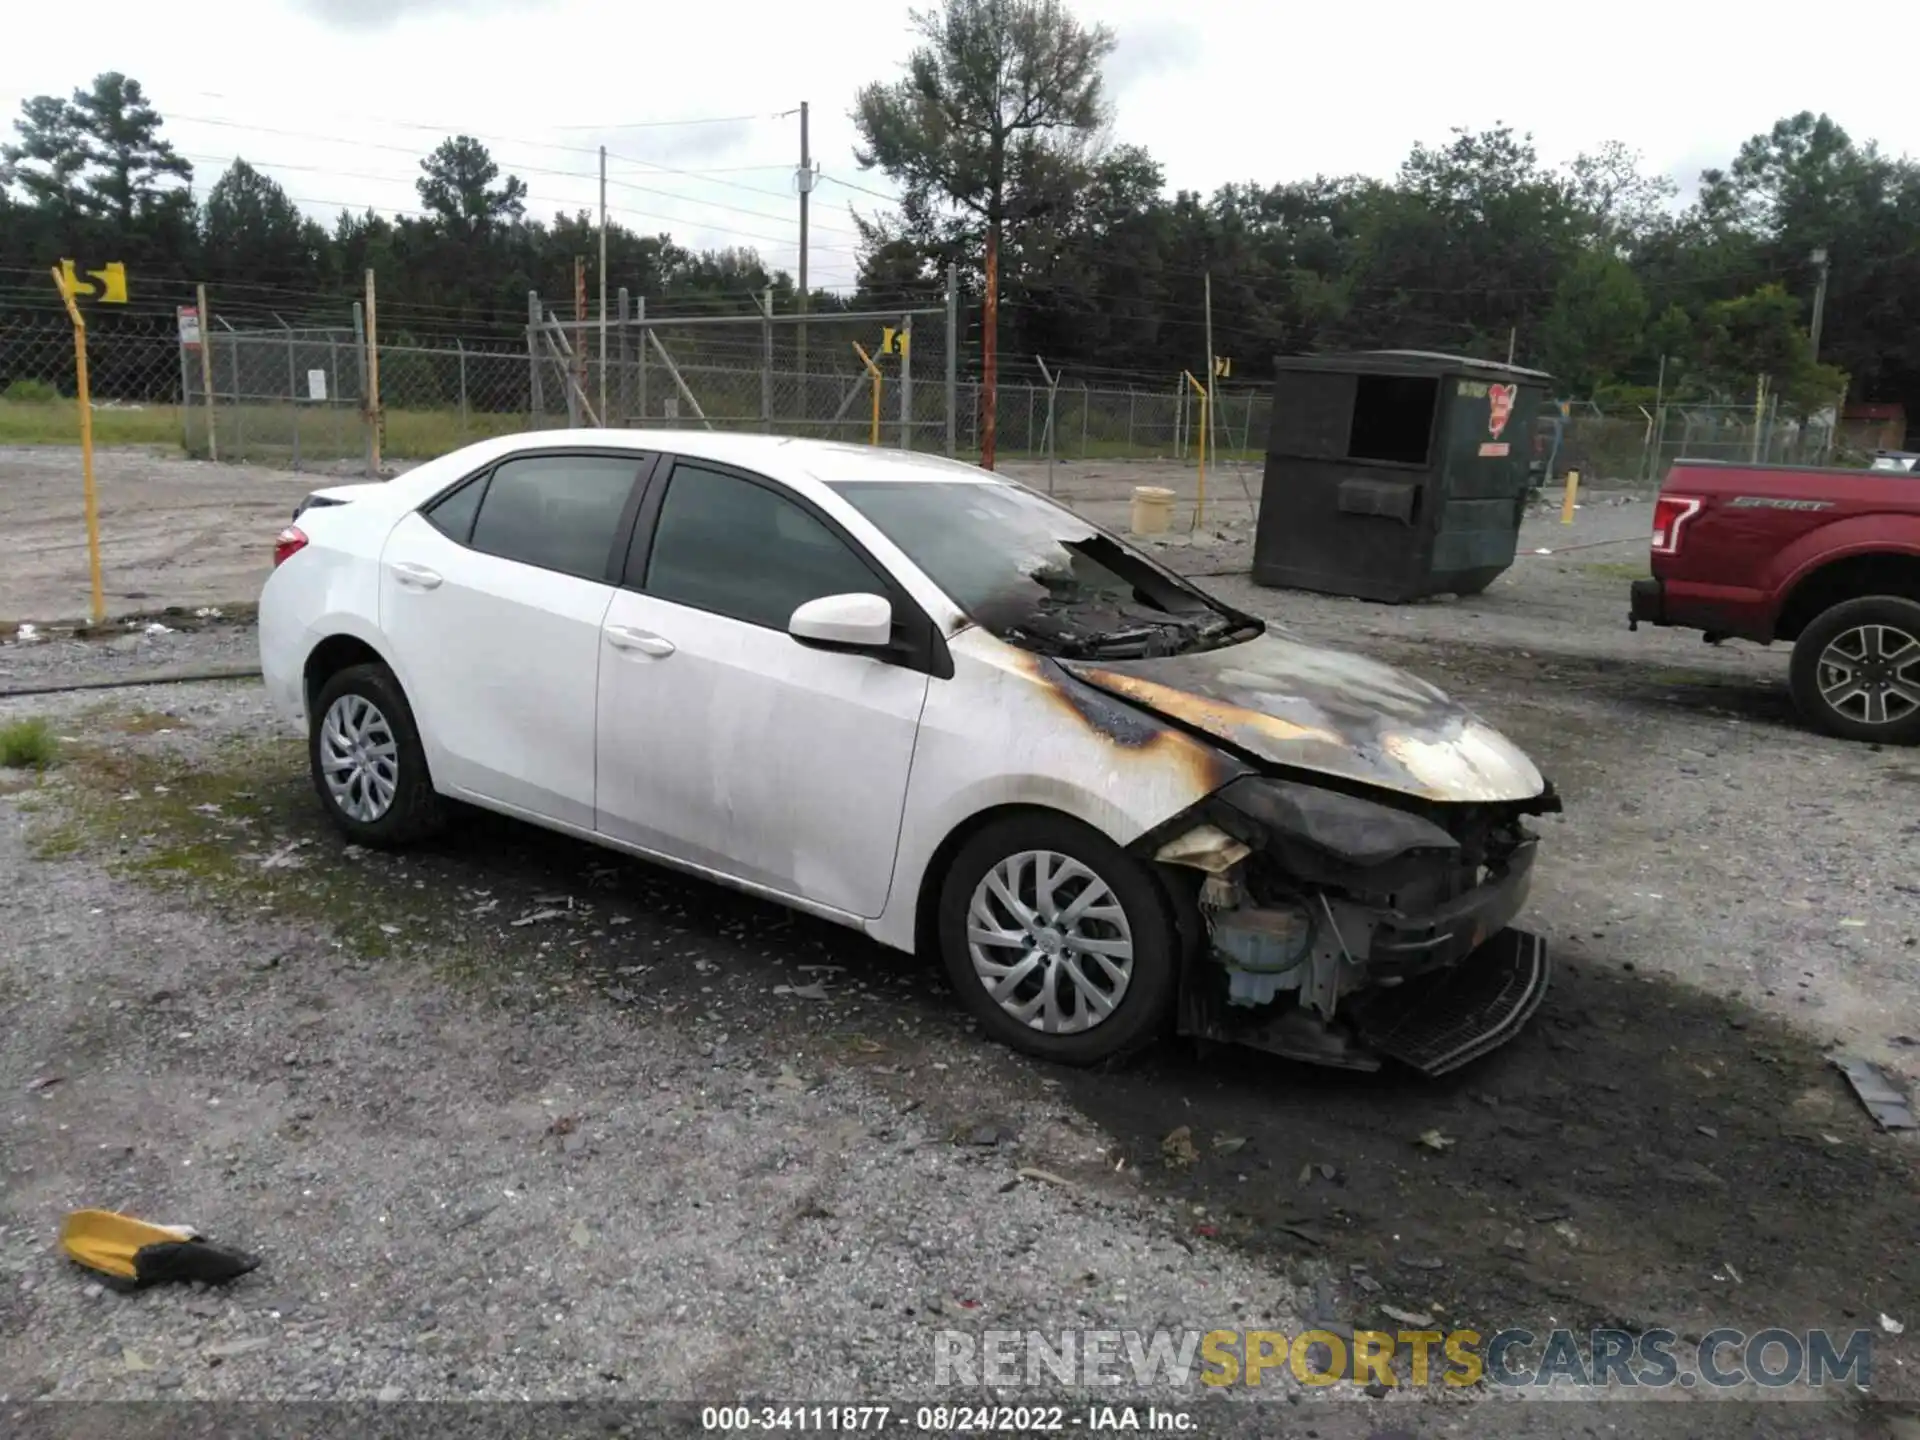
[1130,485,1176,536]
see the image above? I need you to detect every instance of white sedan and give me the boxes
[261,431,1560,1072]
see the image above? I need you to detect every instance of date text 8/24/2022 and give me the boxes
[699,1405,1196,1432]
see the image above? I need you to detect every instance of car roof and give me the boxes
[479,428,1000,488]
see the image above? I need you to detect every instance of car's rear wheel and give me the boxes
[309,661,444,846]
[1789,595,1920,746]
[937,813,1181,1065]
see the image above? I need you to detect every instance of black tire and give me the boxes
[936,812,1183,1065]
[1789,595,1920,746]
[308,661,445,846]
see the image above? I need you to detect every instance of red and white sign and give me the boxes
[1487,382,1516,438]
[177,305,201,349]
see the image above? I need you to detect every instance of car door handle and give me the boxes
[604,625,675,658]
[389,561,443,590]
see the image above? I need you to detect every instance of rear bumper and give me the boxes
[1629,576,1663,629]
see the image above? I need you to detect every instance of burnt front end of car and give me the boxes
[1148,777,1557,1076]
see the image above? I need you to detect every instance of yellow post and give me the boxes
[1560,466,1580,525]
[51,266,106,625]
[852,341,883,446]
[1183,370,1209,528]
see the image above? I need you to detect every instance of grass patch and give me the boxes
[20,737,482,972]
[0,399,183,448]
[0,717,59,770]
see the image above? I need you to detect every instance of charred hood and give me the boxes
[1058,632,1549,805]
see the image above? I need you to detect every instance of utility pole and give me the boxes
[598,145,609,427]
[1809,247,1831,364]
[797,101,812,405]
[1203,270,1217,469]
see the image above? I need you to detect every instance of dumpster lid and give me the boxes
[1273,349,1553,384]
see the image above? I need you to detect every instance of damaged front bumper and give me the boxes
[1152,776,1556,1076]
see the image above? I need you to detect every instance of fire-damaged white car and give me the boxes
[259,432,1560,1074]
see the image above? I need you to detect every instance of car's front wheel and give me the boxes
[937,813,1181,1065]
[308,661,444,846]
[1789,595,1920,746]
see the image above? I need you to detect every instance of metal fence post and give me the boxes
[1026,385,1035,456]
[944,262,958,457]
[637,296,648,422]
[1126,387,1135,453]
[617,287,630,426]
[899,313,913,449]
[227,323,244,461]
[352,301,369,471]
[177,331,192,455]
[526,291,544,421]
[457,338,469,439]
[1079,381,1089,457]
[761,287,774,434]
[284,320,300,470]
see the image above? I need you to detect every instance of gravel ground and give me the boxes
[1,453,1915,1435]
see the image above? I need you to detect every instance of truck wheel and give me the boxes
[1789,595,1920,746]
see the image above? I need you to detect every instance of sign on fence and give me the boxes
[307,369,328,402]
[663,396,679,420]
[177,306,201,349]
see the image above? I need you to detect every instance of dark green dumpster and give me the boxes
[1251,350,1551,602]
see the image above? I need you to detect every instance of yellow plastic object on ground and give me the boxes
[59,1209,260,1289]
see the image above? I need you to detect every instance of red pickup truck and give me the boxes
[1628,459,1920,744]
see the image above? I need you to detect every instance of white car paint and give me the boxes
[259,430,1550,959]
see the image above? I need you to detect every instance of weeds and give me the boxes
[0,717,58,769]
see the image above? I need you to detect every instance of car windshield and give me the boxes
[825,479,1262,660]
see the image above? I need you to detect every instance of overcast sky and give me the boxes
[7,0,1920,294]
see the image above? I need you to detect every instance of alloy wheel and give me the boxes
[966,849,1135,1034]
[1816,623,1920,729]
[319,693,400,823]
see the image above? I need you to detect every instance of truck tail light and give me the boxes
[1651,496,1701,555]
[274,525,309,567]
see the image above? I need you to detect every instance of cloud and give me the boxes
[288,0,542,29]
[1104,20,1203,94]
[586,119,760,169]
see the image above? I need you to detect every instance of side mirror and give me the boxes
[788,592,893,651]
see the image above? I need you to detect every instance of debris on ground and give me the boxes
[1161,1126,1199,1169]
[143,623,173,637]
[1882,1313,1905,1336]
[1415,1128,1457,1152]
[27,1074,62,1092]
[59,1209,260,1289]
[1829,1053,1918,1131]
[1381,1304,1435,1327]
[1015,1167,1075,1189]
[1211,1133,1247,1155]
[510,908,568,927]
[772,981,829,1001]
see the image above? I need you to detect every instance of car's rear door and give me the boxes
[378,449,654,829]
[593,459,933,917]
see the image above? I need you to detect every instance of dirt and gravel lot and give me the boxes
[1,444,1917,1437]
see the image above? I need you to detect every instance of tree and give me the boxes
[853,0,1116,461]
[204,160,324,287]
[2,94,90,217]
[1538,249,1648,392]
[1697,284,1848,411]
[70,73,193,229]
[416,136,527,239]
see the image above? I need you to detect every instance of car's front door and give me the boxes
[594,460,931,917]
[378,450,651,829]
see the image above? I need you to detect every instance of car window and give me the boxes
[644,464,884,630]
[466,454,640,581]
[423,474,486,544]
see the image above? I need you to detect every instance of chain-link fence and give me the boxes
[0,293,1863,482]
